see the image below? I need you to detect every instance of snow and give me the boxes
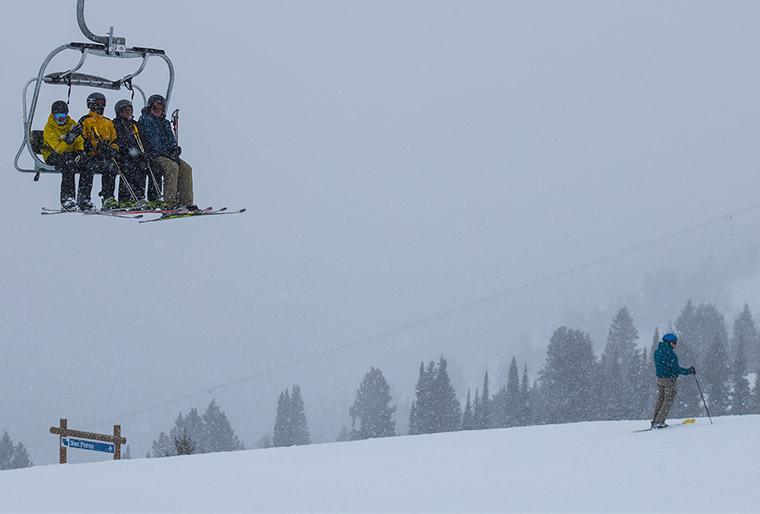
[2,415,758,513]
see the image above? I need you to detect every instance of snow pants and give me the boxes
[652,377,677,424]
[45,152,93,204]
[85,155,118,202]
[117,157,148,202]
[154,156,193,207]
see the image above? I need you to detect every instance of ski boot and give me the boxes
[61,197,76,211]
[102,197,119,210]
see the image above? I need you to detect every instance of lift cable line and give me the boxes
[49,196,760,441]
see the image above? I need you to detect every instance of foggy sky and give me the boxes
[3,0,760,464]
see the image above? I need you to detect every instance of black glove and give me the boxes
[169,145,182,161]
[64,124,82,145]
[689,366,696,375]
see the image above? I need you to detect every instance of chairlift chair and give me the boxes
[14,0,176,181]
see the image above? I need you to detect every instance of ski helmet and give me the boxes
[86,92,106,114]
[147,94,166,110]
[114,99,133,116]
[51,101,69,115]
[662,333,678,344]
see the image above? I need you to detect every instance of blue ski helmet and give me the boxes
[663,333,678,343]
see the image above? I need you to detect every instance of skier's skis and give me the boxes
[41,207,143,219]
[138,207,246,224]
[634,418,696,433]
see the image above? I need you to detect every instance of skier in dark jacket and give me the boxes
[138,94,194,209]
[113,99,162,207]
[651,333,695,428]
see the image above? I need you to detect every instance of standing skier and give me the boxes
[138,94,195,209]
[651,333,695,428]
[42,101,91,210]
[81,92,121,209]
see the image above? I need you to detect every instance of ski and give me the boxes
[41,207,143,219]
[633,418,696,433]
[110,206,213,216]
[138,207,246,224]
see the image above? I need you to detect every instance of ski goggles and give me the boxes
[53,112,68,121]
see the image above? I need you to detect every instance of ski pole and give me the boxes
[92,126,139,203]
[693,373,713,424]
[111,157,139,203]
[131,125,163,201]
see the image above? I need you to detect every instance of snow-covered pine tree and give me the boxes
[408,361,436,434]
[476,371,491,429]
[289,385,310,445]
[0,432,13,470]
[150,431,176,457]
[9,442,31,469]
[519,364,531,425]
[700,310,731,416]
[273,389,292,447]
[349,367,396,439]
[731,305,756,415]
[202,399,243,452]
[471,388,481,429]
[672,301,702,417]
[539,327,597,424]
[433,357,461,432]
[174,430,196,455]
[461,389,474,430]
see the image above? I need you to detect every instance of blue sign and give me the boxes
[61,437,115,454]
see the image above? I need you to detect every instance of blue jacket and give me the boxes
[138,107,175,159]
[653,341,691,378]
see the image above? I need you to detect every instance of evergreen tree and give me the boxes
[174,431,196,455]
[408,357,460,434]
[273,389,292,447]
[256,434,273,449]
[503,357,521,427]
[202,399,243,452]
[539,327,597,423]
[349,367,396,439]
[124,445,131,460]
[731,305,756,415]
[700,311,731,415]
[599,307,640,419]
[433,357,461,432]
[0,432,13,470]
[150,431,176,457]
[461,390,474,430]
[273,386,310,446]
[290,385,310,445]
[9,442,31,469]
[671,301,702,417]
[630,348,653,419]
[471,389,481,429]
[519,364,531,425]
[477,371,491,429]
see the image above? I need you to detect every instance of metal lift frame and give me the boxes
[14,0,175,177]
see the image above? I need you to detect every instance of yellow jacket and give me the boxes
[81,111,119,156]
[42,114,84,161]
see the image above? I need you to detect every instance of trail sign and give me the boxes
[62,437,115,454]
[50,419,126,464]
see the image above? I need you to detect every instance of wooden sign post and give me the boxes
[50,418,127,464]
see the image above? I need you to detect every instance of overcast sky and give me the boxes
[3,0,760,464]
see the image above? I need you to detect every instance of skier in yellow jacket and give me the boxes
[80,92,121,209]
[42,101,92,210]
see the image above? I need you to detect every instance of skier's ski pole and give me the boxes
[92,126,139,203]
[111,157,139,203]
[693,373,713,424]
[171,109,179,144]
[131,125,163,201]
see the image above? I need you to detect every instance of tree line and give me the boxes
[9,300,760,465]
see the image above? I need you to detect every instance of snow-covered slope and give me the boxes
[2,416,757,513]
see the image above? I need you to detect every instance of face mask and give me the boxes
[54,113,68,125]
